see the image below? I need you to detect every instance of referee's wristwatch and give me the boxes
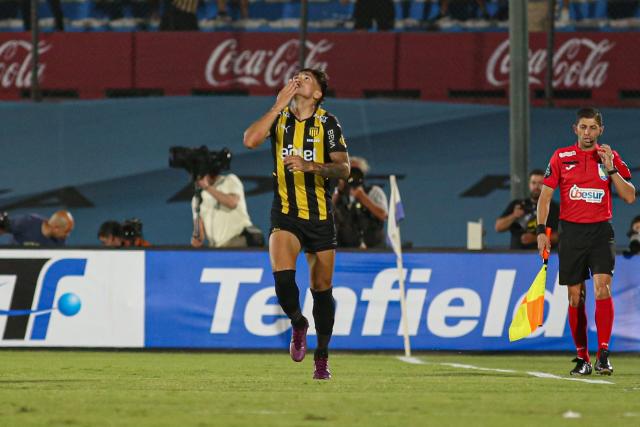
[607,167,619,176]
[536,224,547,235]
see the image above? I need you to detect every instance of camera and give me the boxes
[624,233,640,258]
[169,146,232,178]
[0,211,9,231]
[347,167,364,188]
[122,218,143,243]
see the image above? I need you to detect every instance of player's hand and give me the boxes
[512,203,525,218]
[283,155,313,173]
[537,233,551,259]
[191,236,203,248]
[521,232,537,246]
[273,79,299,112]
[597,144,614,170]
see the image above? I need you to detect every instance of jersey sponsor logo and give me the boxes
[565,165,576,171]
[306,138,321,143]
[598,164,609,181]
[328,129,336,148]
[559,151,576,158]
[281,144,316,161]
[569,185,605,203]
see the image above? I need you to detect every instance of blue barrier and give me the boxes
[145,250,640,351]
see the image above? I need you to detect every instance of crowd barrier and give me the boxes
[1,32,639,106]
[1,248,638,351]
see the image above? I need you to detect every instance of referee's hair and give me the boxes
[299,68,328,105]
[529,169,545,178]
[576,107,603,126]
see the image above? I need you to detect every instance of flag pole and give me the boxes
[389,175,411,357]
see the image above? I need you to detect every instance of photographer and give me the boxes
[169,147,253,248]
[333,157,388,248]
[97,220,124,247]
[121,218,151,248]
[624,215,640,258]
[0,210,74,247]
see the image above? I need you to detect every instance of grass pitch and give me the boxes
[0,351,638,427]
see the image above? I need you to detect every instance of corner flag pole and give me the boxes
[388,175,411,357]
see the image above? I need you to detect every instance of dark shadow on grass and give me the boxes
[0,379,94,384]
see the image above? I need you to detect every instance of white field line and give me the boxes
[396,356,614,385]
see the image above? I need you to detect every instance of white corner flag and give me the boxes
[387,175,411,357]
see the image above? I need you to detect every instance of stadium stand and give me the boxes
[0,0,639,32]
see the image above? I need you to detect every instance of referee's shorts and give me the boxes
[558,220,616,286]
[270,210,337,253]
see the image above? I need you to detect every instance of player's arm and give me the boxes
[536,185,555,258]
[283,152,350,180]
[243,80,298,149]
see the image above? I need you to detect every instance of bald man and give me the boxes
[0,210,74,247]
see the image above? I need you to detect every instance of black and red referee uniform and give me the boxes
[543,142,632,285]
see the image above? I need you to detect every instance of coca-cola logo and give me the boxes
[0,40,49,89]
[205,39,332,88]
[486,38,614,89]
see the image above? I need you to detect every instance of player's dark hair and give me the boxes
[576,107,603,126]
[298,68,328,105]
[98,220,123,239]
[529,169,545,178]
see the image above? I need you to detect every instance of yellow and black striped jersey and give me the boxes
[270,106,348,221]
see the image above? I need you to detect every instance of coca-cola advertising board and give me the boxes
[0,33,132,99]
[398,32,640,105]
[134,32,396,96]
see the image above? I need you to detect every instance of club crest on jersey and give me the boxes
[559,151,576,158]
[598,164,609,181]
[309,127,320,137]
[569,185,605,203]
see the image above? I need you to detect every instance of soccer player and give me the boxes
[537,108,636,376]
[243,69,350,380]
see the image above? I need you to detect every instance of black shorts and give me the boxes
[558,220,616,286]
[270,210,337,253]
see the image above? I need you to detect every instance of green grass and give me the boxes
[0,351,639,427]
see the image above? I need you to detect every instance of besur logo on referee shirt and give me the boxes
[569,185,605,203]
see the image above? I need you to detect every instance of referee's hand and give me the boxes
[537,233,551,259]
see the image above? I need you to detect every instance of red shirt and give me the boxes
[543,143,632,223]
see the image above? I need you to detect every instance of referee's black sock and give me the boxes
[311,287,335,359]
[274,270,306,328]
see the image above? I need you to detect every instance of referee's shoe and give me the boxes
[595,349,614,375]
[570,358,593,376]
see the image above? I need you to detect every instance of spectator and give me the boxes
[0,210,74,247]
[435,0,489,21]
[333,156,388,248]
[191,167,253,248]
[495,169,559,249]
[216,0,249,21]
[608,0,639,20]
[160,0,199,30]
[97,220,124,247]
[342,0,395,31]
[22,0,64,31]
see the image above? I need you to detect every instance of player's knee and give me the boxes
[311,288,335,335]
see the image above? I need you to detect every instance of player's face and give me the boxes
[528,174,544,199]
[573,118,603,150]
[293,72,322,103]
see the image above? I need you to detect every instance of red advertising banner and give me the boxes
[1,32,639,106]
[134,32,397,97]
[0,33,133,99]
[398,33,640,106]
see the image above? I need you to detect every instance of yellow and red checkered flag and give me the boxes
[508,227,551,342]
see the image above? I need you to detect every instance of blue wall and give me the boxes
[1,97,639,247]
